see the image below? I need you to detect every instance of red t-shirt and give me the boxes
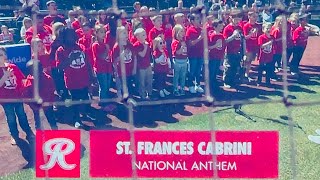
[38,53,55,70]
[163,23,173,40]
[43,14,65,26]
[209,32,226,60]
[293,26,308,48]
[78,35,94,66]
[171,39,188,59]
[91,41,113,74]
[26,25,53,52]
[129,30,138,44]
[270,27,282,54]
[258,34,274,63]
[243,22,261,53]
[0,63,25,99]
[206,23,215,36]
[223,24,242,54]
[133,41,151,69]
[148,27,164,43]
[186,25,203,58]
[75,28,84,39]
[238,20,248,29]
[112,43,135,77]
[153,49,170,73]
[56,45,90,90]
[24,73,55,102]
[72,20,81,30]
[141,18,153,36]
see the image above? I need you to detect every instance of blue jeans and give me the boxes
[2,103,32,137]
[173,58,188,91]
[96,73,112,101]
[188,58,203,87]
[32,106,57,130]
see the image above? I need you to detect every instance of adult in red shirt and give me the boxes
[208,20,226,92]
[222,11,243,88]
[133,28,153,99]
[186,13,204,94]
[55,27,96,128]
[243,11,262,81]
[290,15,309,75]
[257,23,274,86]
[92,25,113,109]
[0,47,34,145]
[25,14,53,53]
[24,60,58,130]
[43,1,65,27]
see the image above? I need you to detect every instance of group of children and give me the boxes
[0,4,312,144]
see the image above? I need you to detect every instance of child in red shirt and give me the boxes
[91,25,114,110]
[24,60,58,130]
[290,15,309,75]
[56,27,96,128]
[257,23,274,86]
[171,24,188,96]
[31,38,55,74]
[153,36,171,98]
[112,26,137,98]
[243,11,261,81]
[186,13,205,93]
[208,20,226,92]
[222,11,243,88]
[133,28,153,100]
[78,23,94,66]
[148,15,164,44]
[0,47,34,145]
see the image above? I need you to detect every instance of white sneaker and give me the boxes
[196,86,204,93]
[189,86,197,94]
[74,122,81,129]
[159,90,165,98]
[308,135,320,144]
[163,89,171,96]
[316,129,320,135]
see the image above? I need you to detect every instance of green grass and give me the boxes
[1,76,320,180]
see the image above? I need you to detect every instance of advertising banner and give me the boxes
[90,130,279,178]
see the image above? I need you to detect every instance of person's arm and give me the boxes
[225,31,238,43]
[0,69,11,87]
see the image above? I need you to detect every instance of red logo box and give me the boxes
[90,130,279,178]
[36,130,81,178]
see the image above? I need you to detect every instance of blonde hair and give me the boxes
[153,36,163,51]
[273,15,284,28]
[133,27,145,37]
[151,15,162,22]
[116,26,128,42]
[172,24,184,40]
[31,38,43,52]
[262,22,272,33]
[52,22,64,38]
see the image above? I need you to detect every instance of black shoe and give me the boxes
[26,132,35,143]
